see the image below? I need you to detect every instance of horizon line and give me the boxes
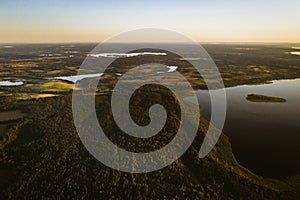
[1,41,300,45]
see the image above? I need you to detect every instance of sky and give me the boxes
[1,0,300,43]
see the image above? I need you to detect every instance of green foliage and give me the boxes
[0,92,299,199]
[246,94,286,103]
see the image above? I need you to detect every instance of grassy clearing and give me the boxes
[46,70,65,75]
[15,93,58,100]
[25,80,76,93]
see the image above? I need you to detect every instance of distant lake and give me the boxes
[290,52,300,56]
[0,81,23,86]
[195,78,300,178]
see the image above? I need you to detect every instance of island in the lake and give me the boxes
[246,94,287,103]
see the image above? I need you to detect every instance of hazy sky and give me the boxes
[1,0,300,43]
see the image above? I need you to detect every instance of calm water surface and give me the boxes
[196,78,300,178]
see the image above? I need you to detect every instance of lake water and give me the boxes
[195,78,300,178]
[290,52,300,56]
[89,52,167,58]
[49,65,178,83]
[47,73,104,83]
[0,81,24,86]
[1,61,179,85]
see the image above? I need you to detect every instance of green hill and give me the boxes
[0,91,299,199]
